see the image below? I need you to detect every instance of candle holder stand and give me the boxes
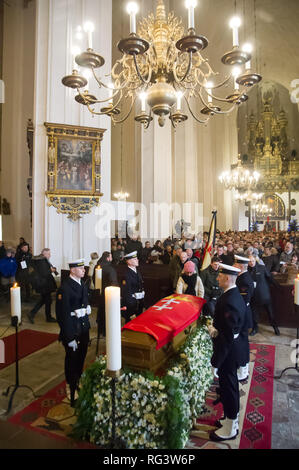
[275,305,299,379]
[105,369,126,449]
[3,316,36,414]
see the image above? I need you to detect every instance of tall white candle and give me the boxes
[95,266,102,292]
[295,275,299,306]
[10,284,21,325]
[105,287,122,372]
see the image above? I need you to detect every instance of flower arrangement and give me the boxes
[72,318,213,449]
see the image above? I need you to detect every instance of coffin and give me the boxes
[121,294,206,373]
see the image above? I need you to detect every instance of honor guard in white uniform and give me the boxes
[56,259,91,407]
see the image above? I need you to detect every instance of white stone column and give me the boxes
[141,116,172,242]
[33,0,112,270]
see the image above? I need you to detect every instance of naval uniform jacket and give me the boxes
[211,286,246,370]
[121,267,144,318]
[56,277,90,345]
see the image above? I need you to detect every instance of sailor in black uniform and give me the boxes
[121,251,145,324]
[234,255,255,381]
[209,263,246,442]
[55,259,91,407]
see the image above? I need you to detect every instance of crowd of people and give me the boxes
[1,229,298,418]
[0,237,58,323]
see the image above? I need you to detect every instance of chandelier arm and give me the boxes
[184,96,209,124]
[110,96,137,125]
[199,89,236,113]
[77,88,124,116]
[173,52,193,84]
[132,53,152,85]
[92,66,132,94]
[76,88,110,109]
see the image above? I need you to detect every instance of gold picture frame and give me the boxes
[44,122,106,221]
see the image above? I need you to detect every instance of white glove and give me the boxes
[213,368,219,378]
[86,305,91,315]
[68,340,78,351]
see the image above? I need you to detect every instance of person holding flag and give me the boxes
[199,212,222,317]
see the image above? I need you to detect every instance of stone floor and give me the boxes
[0,293,298,449]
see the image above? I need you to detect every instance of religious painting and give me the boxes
[44,123,106,220]
[56,138,93,193]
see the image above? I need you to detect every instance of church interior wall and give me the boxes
[1,0,35,247]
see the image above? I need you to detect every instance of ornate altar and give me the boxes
[121,294,206,373]
[246,98,299,194]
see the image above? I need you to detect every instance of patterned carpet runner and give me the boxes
[8,343,275,449]
[187,343,275,449]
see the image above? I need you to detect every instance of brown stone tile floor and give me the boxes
[0,293,298,449]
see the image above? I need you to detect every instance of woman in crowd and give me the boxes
[176,261,205,298]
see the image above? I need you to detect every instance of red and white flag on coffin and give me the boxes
[201,211,217,271]
[122,294,206,350]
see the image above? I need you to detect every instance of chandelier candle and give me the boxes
[186,0,197,30]
[84,22,94,49]
[127,2,139,35]
[230,17,241,48]
[10,283,21,325]
[140,92,147,112]
[176,91,183,111]
[105,287,122,372]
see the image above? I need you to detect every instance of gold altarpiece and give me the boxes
[242,98,299,221]
[246,99,299,192]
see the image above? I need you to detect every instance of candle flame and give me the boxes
[13,283,18,288]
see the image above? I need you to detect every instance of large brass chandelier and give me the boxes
[62,0,262,128]
[219,156,261,195]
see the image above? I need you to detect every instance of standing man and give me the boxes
[248,254,280,336]
[121,251,145,324]
[209,264,246,442]
[56,259,91,407]
[27,248,57,323]
[200,256,223,318]
[234,255,255,381]
[15,242,32,302]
